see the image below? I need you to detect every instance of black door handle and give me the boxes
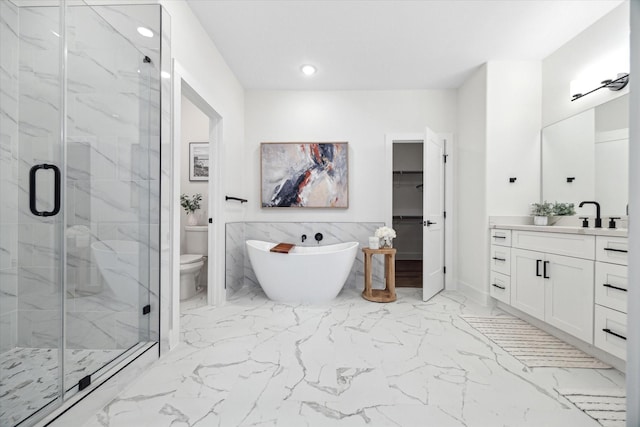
[536,260,542,277]
[543,261,550,279]
[29,164,61,217]
[425,220,436,226]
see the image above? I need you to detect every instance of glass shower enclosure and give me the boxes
[0,2,167,426]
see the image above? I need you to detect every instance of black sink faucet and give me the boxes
[579,201,602,228]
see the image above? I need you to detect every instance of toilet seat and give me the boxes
[180,254,203,265]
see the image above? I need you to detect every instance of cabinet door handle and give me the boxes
[602,328,627,341]
[492,283,506,290]
[536,260,542,277]
[604,247,628,253]
[603,283,627,292]
[492,257,506,262]
[493,235,506,239]
[543,261,550,279]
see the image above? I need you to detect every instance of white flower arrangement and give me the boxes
[375,226,396,239]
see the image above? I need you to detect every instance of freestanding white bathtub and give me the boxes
[246,240,359,303]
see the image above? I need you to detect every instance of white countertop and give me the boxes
[490,223,628,237]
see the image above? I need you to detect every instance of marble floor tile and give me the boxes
[82,288,625,427]
[0,347,123,426]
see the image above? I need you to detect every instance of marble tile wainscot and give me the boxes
[225,222,386,300]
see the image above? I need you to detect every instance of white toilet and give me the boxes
[180,225,208,300]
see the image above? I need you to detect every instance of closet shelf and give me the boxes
[393,170,423,175]
[393,215,423,220]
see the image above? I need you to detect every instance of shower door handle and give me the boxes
[29,164,61,217]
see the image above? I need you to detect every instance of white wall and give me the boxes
[627,1,639,424]
[455,65,488,301]
[160,0,246,214]
[179,95,209,253]
[455,60,541,302]
[244,90,457,222]
[542,3,629,127]
[486,61,541,215]
[157,0,245,349]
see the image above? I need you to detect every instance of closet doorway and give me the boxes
[393,142,424,288]
[388,128,446,301]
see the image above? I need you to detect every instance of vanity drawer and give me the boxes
[595,262,627,313]
[511,231,595,259]
[596,236,628,266]
[490,229,511,247]
[594,304,627,361]
[489,271,511,304]
[490,245,511,276]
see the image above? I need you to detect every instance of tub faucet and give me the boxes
[579,201,602,228]
[301,234,307,243]
[315,232,323,243]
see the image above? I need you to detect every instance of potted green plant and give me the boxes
[552,202,576,216]
[531,201,553,226]
[180,193,202,226]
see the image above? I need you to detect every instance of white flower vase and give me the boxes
[380,236,393,248]
[187,213,198,226]
[533,216,548,226]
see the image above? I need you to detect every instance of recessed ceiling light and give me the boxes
[301,64,317,76]
[137,27,154,38]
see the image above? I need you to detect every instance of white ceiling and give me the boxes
[186,0,624,90]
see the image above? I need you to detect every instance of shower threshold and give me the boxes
[0,342,153,427]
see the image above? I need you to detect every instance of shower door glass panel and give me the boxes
[0,2,65,426]
[62,4,160,399]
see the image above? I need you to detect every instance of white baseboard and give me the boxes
[456,280,491,306]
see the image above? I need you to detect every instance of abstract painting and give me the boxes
[261,142,348,208]
[189,142,209,181]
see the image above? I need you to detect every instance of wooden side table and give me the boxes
[362,247,397,303]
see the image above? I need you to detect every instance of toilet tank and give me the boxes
[185,225,208,255]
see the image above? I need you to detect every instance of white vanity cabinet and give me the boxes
[510,246,594,343]
[489,230,512,304]
[593,235,628,360]
[490,226,628,359]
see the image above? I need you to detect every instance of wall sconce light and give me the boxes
[571,73,629,101]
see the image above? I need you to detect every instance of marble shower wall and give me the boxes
[0,0,19,354]
[225,222,386,299]
[14,4,164,350]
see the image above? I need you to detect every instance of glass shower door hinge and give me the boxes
[142,305,151,315]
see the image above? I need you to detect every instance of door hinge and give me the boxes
[443,154,448,163]
[208,218,212,224]
[443,266,446,274]
[142,304,151,315]
[443,211,447,219]
[79,375,91,391]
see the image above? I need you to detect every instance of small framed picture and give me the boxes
[189,142,209,181]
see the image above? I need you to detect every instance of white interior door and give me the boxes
[423,127,445,301]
